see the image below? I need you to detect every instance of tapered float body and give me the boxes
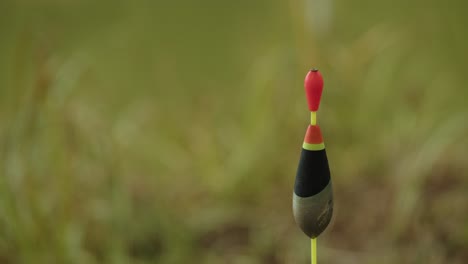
[293,69,333,238]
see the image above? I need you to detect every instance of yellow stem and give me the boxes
[311,238,317,264]
[310,112,317,125]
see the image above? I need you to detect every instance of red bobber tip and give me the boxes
[304,69,324,112]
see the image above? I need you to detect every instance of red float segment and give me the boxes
[304,69,324,112]
[304,125,323,144]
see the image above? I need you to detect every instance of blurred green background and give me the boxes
[1,0,468,263]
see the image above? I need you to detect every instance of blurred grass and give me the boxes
[1,0,468,263]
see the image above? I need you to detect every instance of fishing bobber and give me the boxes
[293,69,333,239]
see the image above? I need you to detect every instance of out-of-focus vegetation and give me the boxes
[1,1,468,263]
